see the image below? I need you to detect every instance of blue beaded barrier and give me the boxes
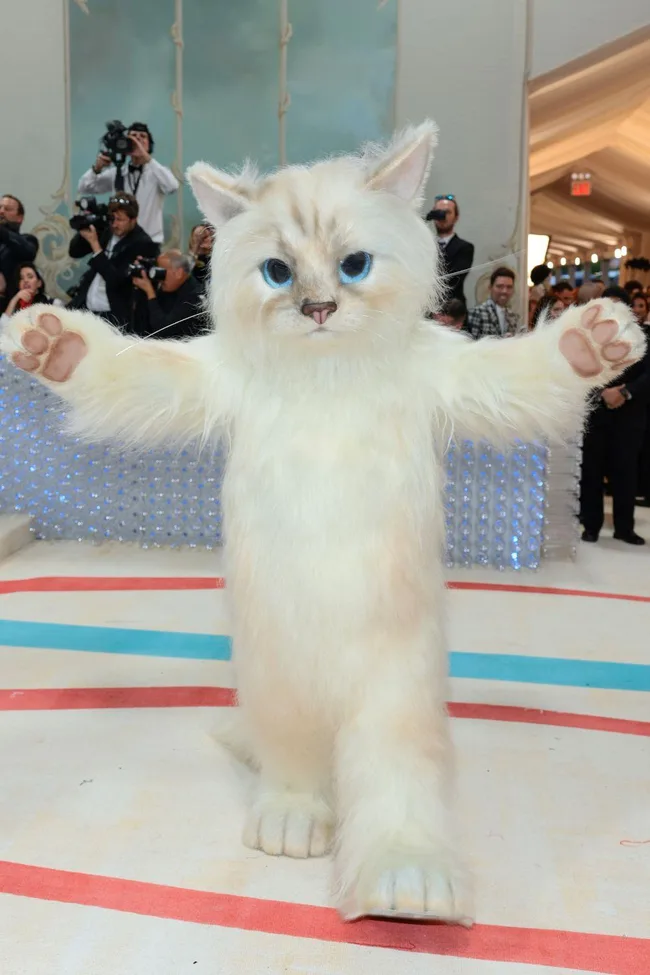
[0,355,579,568]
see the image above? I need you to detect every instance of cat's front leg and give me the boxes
[428,298,646,444]
[333,633,472,924]
[1,307,227,447]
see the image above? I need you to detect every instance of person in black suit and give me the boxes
[425,194,474,305]
[580,287,650,546]
[68,192,159,333]
[0,194,39,311]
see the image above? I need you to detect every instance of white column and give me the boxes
[0,0,68,232]
[394,0,530,312]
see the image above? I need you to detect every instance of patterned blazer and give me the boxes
[466,298,520,340]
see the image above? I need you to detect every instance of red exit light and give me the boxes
[571,173,592,196]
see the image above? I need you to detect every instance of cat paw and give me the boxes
[340,849,473,925]
[3,311,87,383]
[557,298,644,380]
[243,793,334,858]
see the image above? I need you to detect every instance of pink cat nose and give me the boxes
[301,300,338,326]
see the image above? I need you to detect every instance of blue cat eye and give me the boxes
[339,251,372,285]
[261,258,293,289]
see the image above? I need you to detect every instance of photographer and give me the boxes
[68,193,158,331]
[77,122,178,244]
[0,195,39,310]
[188,222,215,293]
[425,194,474,305]
[132,249,208,340]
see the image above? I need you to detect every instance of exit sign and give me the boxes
[571,172,592,196]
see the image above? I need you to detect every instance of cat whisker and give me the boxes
[115,312,207,356]
[438,250,523,282]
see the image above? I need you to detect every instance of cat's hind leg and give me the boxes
[333,630,473,924]
[238,705,334,860]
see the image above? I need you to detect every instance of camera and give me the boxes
[425,208,449,222]
[128,257,166,283]
[101,120,134,165]
[69,195,109,232]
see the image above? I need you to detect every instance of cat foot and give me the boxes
[558,299,643,380]
[243,793,334,858]
[340,849,473,925]
[8,312,87,383]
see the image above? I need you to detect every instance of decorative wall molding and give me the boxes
[278,0,292,166]
[33,0,75,301]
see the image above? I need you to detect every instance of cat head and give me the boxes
[187,122,440,366]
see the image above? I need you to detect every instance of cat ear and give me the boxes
[186,161,254,228]
[365,121,438,207]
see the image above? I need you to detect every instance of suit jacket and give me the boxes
[589,322,650,424]
[68,224,159,330]
[466,298,520,340]
[0,223,39,304]
[143,275,209,340]
[437,234,474,303]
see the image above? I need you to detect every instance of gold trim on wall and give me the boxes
[278,0,292,166]
[169,0,184,249]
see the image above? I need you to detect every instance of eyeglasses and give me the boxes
[435,194,456,202]
[109,196,133,208]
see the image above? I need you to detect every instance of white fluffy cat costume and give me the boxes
[2,122,644,925]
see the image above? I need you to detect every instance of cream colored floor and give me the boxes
[0,511,648,974]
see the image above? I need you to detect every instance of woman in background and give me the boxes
[1,263,52,322]
[530,292,564,329]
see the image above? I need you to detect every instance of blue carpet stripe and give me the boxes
[0,619,231,661]
[0,619,649,691]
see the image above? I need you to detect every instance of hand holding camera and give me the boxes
[79,223,102,254]
[93,152,112,175]
[129,257,165,298]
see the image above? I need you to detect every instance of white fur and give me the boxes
[2,122,644,924]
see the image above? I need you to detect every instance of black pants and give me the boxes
[580,406,646,536]
[638,409,650,502]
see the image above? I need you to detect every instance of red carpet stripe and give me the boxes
[0,576,225,595]
[1,574,649,603]
[0,860,646,972]
[447,580,650,603]
[1,686,648,737]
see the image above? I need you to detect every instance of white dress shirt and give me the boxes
[78,158,179,243]
[495,302,506,335]
[86,235,118,313]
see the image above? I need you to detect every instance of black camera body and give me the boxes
[69,195,109,233]
[128,257,166,284]
[425,208,449,223]
[101,120,134,165]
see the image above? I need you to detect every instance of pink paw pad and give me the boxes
[559,303,632,379]
[12,313,87,383]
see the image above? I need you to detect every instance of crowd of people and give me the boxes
[2,135,649,545]
[0,123,213,340]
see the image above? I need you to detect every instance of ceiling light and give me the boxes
[620,245,628,257]
[574,257,581,266]
[614,248,621,259]
[591,253,598,263]
[560,257,567,266]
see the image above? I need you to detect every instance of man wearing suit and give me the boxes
[466,266,521,340]
[426,194,474,304]
[580,286,650,546]
[68,192,159,334]
[0,194,39,310]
